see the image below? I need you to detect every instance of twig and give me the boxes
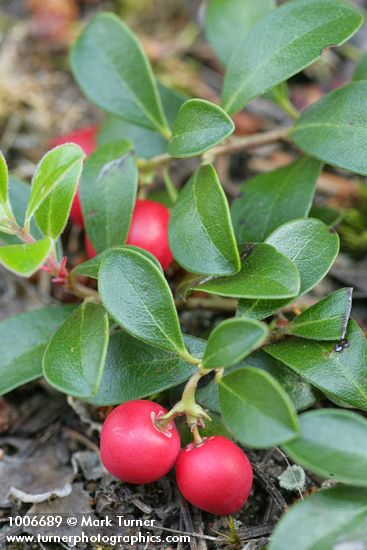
[137,127,290,171]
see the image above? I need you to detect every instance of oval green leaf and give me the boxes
[219,367,300,448]
[99,247,187,356]
[266,218,339,295]
[25,144,84,223]
[265,320,367,411]
[169,164,240,276]
[202,318,268,370]
[0,238,52,277]
[88,333,204,406]
[190,243,300,299]
[72,244,162,280]
[231,157,322,243]
[80,143,137,254]
[269,485,367,550]
[0,305,74,396]
[222,0,362,114]
[283,409,367,487]
[291,82,367,175]
[205,0,275,65]
[43,303,109,398]
[70,13,169,135]
[286,288,353,340]
[168,99,234,157]
[35,150,84,239]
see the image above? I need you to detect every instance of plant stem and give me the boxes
[137,126,290,172]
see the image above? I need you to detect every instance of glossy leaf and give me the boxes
[231,158,321,243]
[222,0,362,114]
[291,82,367,175]
[190,243,300,299]
[88,333,204,406]
[71,13,169,134]
[72,244,162,279]
[286,288,353,340]
[25,144,84,223]
[168,100,234,157]
[202,318,268,370]
[0,238,52,277]
[266,218,340,295]
[266,320,367,410]
[0,151,9,208]
[0,306,74,395]
[219,367,300,448]
[34,150,84,239]
[169,165,240,275]
[237,218,340,320]
[283,409,367,487]
[99,247,187,356]
[269,485,367,550]
[43,303,109,398]
[98,84,188,158]
[205,0,275,65]
[80,143,137,254]
[244,350,317,412]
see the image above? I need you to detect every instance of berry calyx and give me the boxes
[100,399,181,484]
[49,125,98,227]
[85,199,173,270]
[175,436,253,515]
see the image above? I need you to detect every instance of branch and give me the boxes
[137,126,290,171]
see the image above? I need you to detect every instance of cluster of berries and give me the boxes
[100,400,253,516]
[50,126,173,270]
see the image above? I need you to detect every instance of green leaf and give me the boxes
[291,82,367,175]
[34,150,84,239]
[219,367,300,448]
[353,52,367,81]
[222,0,362,114]
[269,485,367,550]
[71,244,162,280]
[99,247,187,356]
[168,100,234,157]
[43,303,109,398]
[0,151,9,208]
[244,350,317,412]
[0,177,43,246]
[266,218,340,295]
[283,409,367,487]
[309,205,343,227]
[286,288,353,340]
[198,351,317,414]
[202,318,268,370]
[0,305,74,396]
[0,238,52,277]
[169,165,240,276]
[265,320,367,410]
[70,13,169,135]
[205,0,275,65]
[88,333,204,406]
[237,218,340,320]
[80,143,137,254]
[26,144,85,223]
[231,158,322,243]
[97,84,188,158]
[189,243,300,299]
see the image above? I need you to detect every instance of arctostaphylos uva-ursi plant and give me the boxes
[1,0,367,546]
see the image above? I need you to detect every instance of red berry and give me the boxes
[100,400,180,484]
[127,200,173,270]
[49,125,98,227]
[176,436,253,515]
[85,199,173,270]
